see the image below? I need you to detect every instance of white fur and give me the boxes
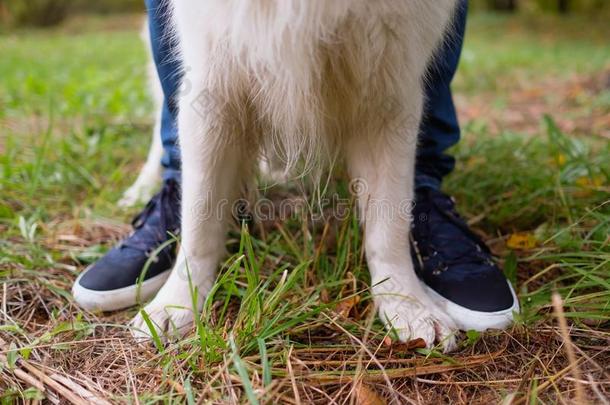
[119,23,164,208]
[131,0,459,351]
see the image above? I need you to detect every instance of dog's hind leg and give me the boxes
[118,111,163,208]
[131,66,254,341]
[345,93,457,352]
[119,26,164,208]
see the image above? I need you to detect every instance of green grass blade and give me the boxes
[229,336,259,405]
[137,309,164,353]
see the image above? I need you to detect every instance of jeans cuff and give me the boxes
[415,173,442,191]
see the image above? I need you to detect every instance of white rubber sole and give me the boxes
[425,281,520,332]
[72,268,170,312]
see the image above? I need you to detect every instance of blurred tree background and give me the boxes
[0,0,143,27]
[0,0,609,28]
[474,0,609,13]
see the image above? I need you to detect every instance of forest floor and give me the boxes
[1,12,609,404]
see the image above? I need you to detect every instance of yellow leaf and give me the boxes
[555,154,567,167]
[466,156,485,169]
[507,233,537,250]
[575,175,604,188]
[334,296,360,319]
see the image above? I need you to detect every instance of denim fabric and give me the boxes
[416,0,468,187]
[145,0,181,180]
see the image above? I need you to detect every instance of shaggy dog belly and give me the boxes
[173,0,455,174]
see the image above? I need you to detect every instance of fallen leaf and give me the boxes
[507,233,537,250]
[555,154,567,167]
[575,175,604,188]
[320,288,330,304]
[391,338,427,352]
[334,296,361,318]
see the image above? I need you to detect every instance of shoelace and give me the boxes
[412,188,494,274]
[121,179,181,252]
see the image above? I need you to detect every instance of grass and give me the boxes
[1,12,609,404]
[456,13,610,93]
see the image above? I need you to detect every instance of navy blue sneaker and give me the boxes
[410,187,519,331]
[73,178,181,312]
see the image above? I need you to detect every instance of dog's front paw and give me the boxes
[130,298,196,343]
[377,293,458,352]
[130,255,215,343]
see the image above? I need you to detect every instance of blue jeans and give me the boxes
[145,0,467,188]
[145,0,181,181]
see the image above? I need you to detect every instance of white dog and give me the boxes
[130,0,460,351]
